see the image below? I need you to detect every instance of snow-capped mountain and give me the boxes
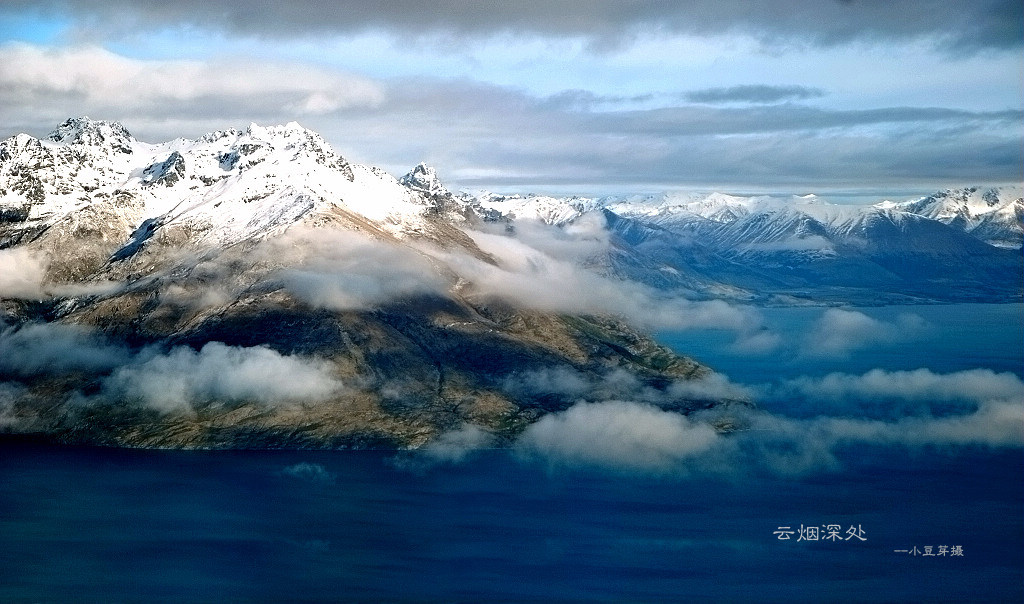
[878,186,1024,249]
[0,117,720,450]
[476,193,605,225]
[0,116,504,289]
[0,116,447,252]
[477,186,1022,251]
[399,162,450,197]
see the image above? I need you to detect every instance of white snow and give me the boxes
[0,117,436,249]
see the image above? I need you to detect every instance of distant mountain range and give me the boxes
[470,187,1022,304]
[0,117,1019,448]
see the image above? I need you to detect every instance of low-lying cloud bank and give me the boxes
[426,366,1024,476]
[518,400,721,472]
[785,367,1024,403]
[505,366,754,406]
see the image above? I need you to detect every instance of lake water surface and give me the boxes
[1,304,1021,602]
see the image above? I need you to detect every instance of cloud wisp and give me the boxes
[801,308,928,358]
[268,228,450,312]
[435,222,766,333]
[684,85,826,105]
[0,246,128,301]
[0,321,131,378]
[280,462,337,485]
[0,247,48,299]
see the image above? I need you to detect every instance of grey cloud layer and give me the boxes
[342,79,1023,189]
[11,0,1021,51]
[1,44,1020,191]
[0,43,383,135]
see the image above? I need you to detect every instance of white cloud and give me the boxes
[784,367,1024,405]
[102,342,343,413]
[741,397,1024,475]
[0,383,28,429]
[745,234,835,252]
[518,400,722,473]
[440,226,764,332]
[802,308,926,358]
[269,228,450,311]
[506,365,754,409]
[666,373,754,401]
[813,400,1024,448]
[0,247,126,300]
[0,247,48,299]
[0,42,384,129]
[503,212,613,263]
[511,364,1024,476]
[420,424,496,464]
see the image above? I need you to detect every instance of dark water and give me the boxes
[1,304,1022,602]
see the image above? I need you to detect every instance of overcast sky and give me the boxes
[1,0,1021,197]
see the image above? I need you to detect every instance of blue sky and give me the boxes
[0,0,1021,197]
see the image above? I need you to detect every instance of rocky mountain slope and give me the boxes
[0,118,730,449]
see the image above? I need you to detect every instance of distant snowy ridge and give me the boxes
[474,187,1023,250]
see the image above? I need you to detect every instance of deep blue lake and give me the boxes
[1,304,1022,602]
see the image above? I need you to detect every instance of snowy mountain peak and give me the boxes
[236,121,343,167]
[878,186,1024,248]
[400,163,449,196]
[46,116,135,153]
[244,120,313,141]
